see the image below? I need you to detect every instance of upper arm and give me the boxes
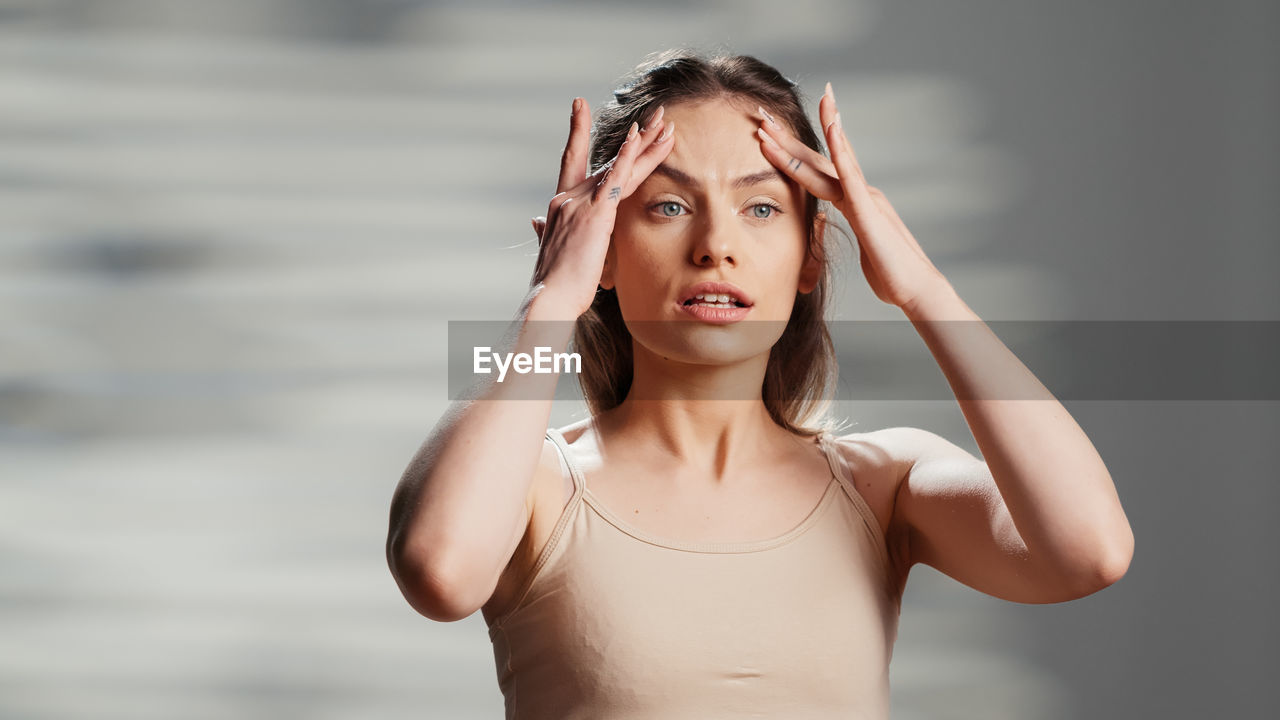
[493,438,562,586]
[393,437,561,622]
[875,426,1078,604]
[475,438,566,617]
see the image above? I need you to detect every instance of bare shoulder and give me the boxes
[825,427,960,586]
[824,428,915,534]
[829,424,980,493]
[554,417,595,447]
[836,426,986,539]
[854,426,975,462]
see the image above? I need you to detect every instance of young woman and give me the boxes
[387,49,1134,718]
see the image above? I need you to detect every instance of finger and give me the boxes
[594,121,641,203]
[542,189,584,241]
[639,104,665,137]
[541,115,670,248]
[542,142,627,243]
[556,97,591,194]
[551,153,612,218]
[544,190,575,221]
[532,216,546,239]
[824,85,875,193]
[754,108,841,201]
[552,111,670,210]
[821,85,877,217]
[621,118,676,196]
[818,90,862,182]
[756,126,841,201]
[594,108,668,193]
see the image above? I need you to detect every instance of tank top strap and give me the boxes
[544,427,586,501]
[487,428,585,628]
[816,430,893,578]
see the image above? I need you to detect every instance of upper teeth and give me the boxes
[694,293,738,304]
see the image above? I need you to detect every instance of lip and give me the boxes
[677,281,755,307]
[676,301,752,324]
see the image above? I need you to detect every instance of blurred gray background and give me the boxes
[1,0,1277,718]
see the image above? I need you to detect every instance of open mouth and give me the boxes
[682,293,750,309]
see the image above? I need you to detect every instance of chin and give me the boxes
[628,319,790,368]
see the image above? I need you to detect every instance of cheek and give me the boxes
[608,205,646,259]
[612,244,667,295]
[610,214,672,274]
[613,197,650,234]
[607,243,677,322]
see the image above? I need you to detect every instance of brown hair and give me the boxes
[574,48,847,436]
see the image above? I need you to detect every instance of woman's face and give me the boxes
[603,96,822,367]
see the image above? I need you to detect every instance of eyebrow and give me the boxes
[651,163,788,190]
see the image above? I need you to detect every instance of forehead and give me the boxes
[656,98,777,184]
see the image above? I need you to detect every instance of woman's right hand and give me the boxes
[529,98,676,318]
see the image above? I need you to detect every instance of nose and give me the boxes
[689,203,738,268]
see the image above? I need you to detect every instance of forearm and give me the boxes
[904,281,1135,584]
[387,286,575,607]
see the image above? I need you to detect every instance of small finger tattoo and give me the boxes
[608,186,621,200]
[788,157,802,172]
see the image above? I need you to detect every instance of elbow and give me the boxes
[387,535,488,623]
[1096,526,1135,587]
[1074,526,1135,595]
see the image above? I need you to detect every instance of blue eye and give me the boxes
[751,203,781,219]
[650,201,782,220]
[657,201,685,217]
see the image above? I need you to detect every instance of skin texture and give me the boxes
[389,84,1135,625]
[530,86,1135,604]
[601,96,822,399]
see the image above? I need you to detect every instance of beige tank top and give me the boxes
[482,428,902,719]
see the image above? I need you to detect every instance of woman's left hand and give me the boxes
[756,83,950,313]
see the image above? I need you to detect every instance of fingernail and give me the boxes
[655,121,674,144]
[646,105,665,131]
[758,106,781,130]
[572,97,581,115]
[626,121,639,140]
[825,82,834,101]
[756,127,779,147]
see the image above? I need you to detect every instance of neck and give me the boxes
[596,343,783,485]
